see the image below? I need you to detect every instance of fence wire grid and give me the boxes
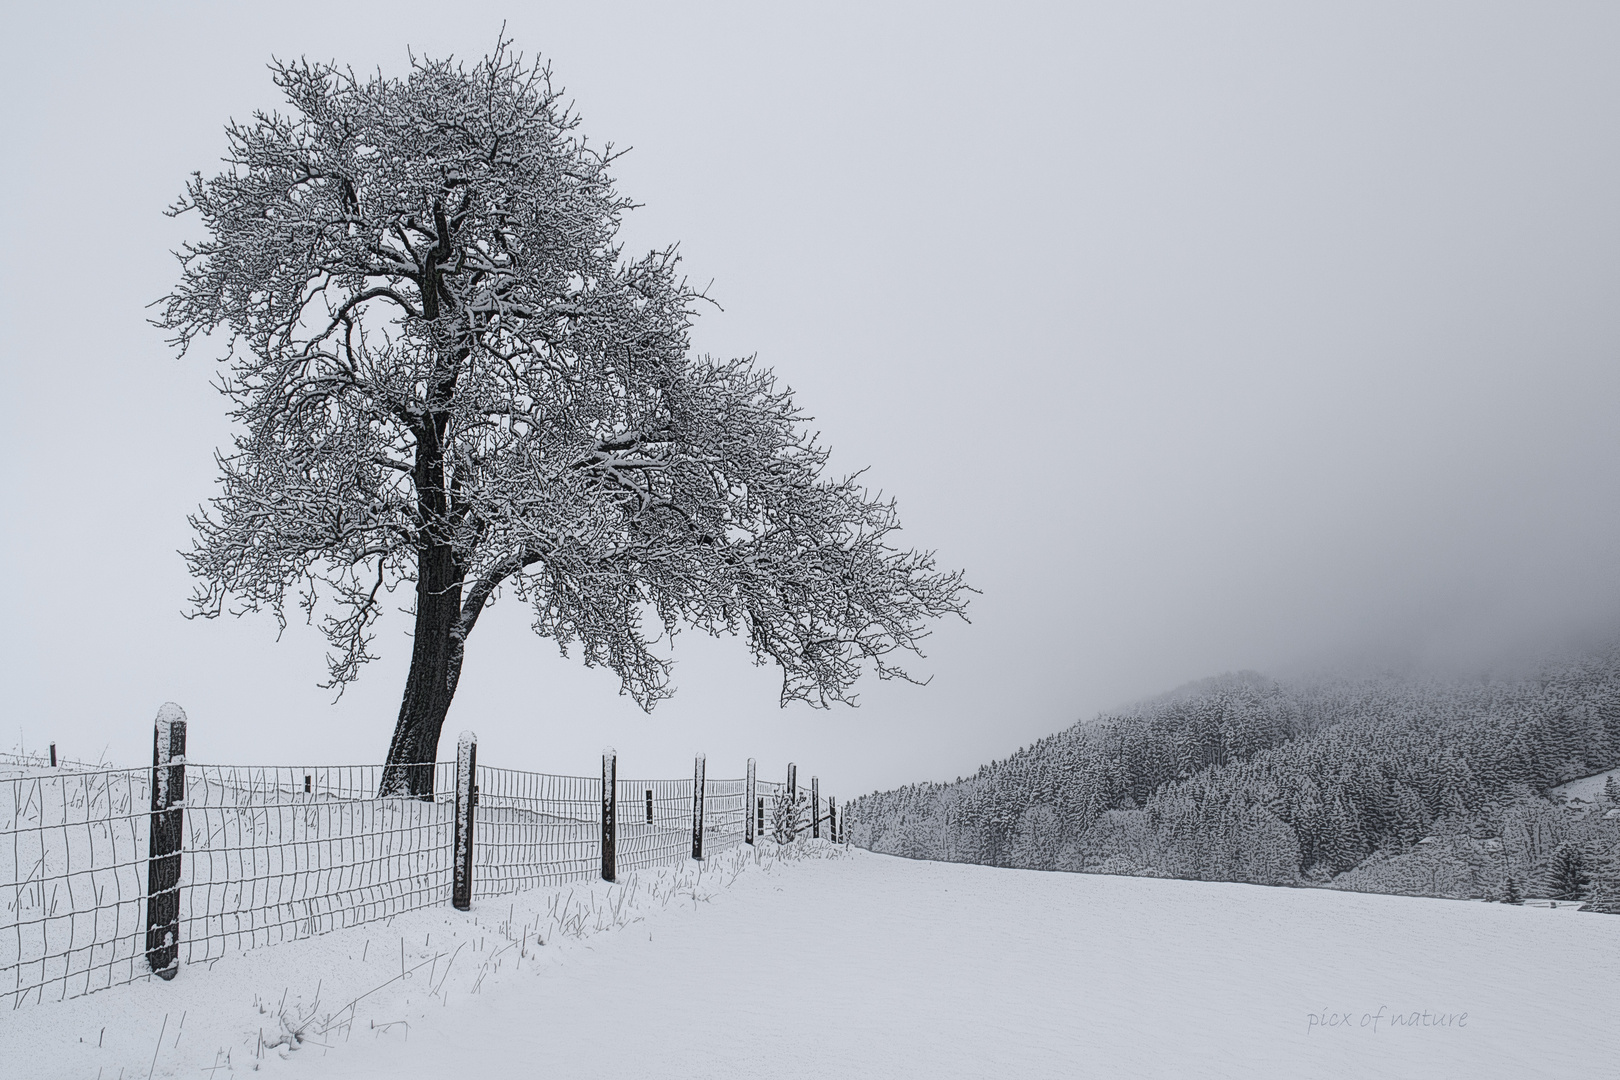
[2,755,838,1009]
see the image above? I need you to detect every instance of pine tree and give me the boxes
[1502,874,1524,905]
[1392,782,1428,848]
[1605,774,1620,803]
[1544,842,1590,901]
[1580,852,1620,914]
[1322,791,1369,874]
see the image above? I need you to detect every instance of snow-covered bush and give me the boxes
[771,786,808,845]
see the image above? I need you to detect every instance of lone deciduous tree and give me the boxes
[159,43,971,797]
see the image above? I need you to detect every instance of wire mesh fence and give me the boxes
[180,764,456,965]
[756,779,785,841]
[615,777,695,875]
[2,743,842,1010]
[705,778,749,851]
[0,750,114,772]
[755,780,834,844]
[2,764,153,1008]
[472,769,600,895]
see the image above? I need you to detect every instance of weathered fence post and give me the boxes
[787,763,798,839]
[756,796,765,837]
[744,758,757,846]
[828,795,838,844]
[691,753,707,860]
[811,776,821,839]
[49,742,56,768]
[452,731,477,911]
[645,788,654,825]
[146,703,187,980]
[601,749,617,882]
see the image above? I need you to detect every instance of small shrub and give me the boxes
[771,786,808,845]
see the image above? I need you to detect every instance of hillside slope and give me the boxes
[851,650,1620,898]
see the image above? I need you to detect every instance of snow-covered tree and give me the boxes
[771,785,807,845]
[158,43,972,796]
[1579,850,1620,913]
[1502,873,1524,905]
[1545,841,1590,901]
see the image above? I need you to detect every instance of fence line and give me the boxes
[181,763,458,964]
[1,710,843,1009]
[0,750,114,773]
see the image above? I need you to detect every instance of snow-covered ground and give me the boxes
[6,846,1618,1079]
[1549,767,1620,803]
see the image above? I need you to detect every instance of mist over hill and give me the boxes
[849,646,1620,905]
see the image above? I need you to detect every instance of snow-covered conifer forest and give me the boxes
[851,646,1620,907]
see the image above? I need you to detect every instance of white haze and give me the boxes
[2,1,1618,795]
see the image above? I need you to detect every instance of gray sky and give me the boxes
[3,1,1618,795]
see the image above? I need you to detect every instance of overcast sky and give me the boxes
[3,1,1618,795]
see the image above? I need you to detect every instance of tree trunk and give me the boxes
[380,538,467,798]
[378,278,473,798]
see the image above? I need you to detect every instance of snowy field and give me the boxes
[1549,767,1620,803]
[5,845,1618,1078]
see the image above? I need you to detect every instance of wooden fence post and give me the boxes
[601,749,617,882]
[645,788,654,825]
[744,758,757,846]
[757,796,765,837]
[49,742,56,768]
[691,753,707,860]
[146,703,187,980]
[787,763,798,839]
[828,795,838,844]
[452,731,477,911]
[811,776,820,839]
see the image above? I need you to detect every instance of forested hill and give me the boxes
[848,648,1620,901]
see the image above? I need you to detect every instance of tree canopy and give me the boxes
[159,42,971,794]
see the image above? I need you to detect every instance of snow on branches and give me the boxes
[157,40,971,776]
